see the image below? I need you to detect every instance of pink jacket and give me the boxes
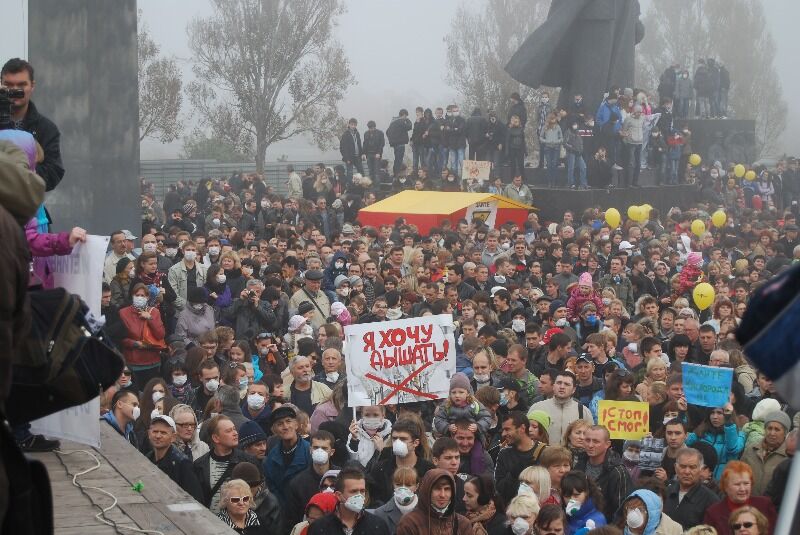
[25,217,72,288]
[566,285,605,322]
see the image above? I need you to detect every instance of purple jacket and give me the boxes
[25,217,72,288]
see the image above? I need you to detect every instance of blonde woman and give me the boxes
[219,250,246,296]
[518,466,552,505]
[217,479,266,533]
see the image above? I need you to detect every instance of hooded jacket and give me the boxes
[324,251,350,292]
[565,497,606,534]
[622,489,682,535]
[396,469,473,535]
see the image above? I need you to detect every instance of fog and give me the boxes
[2,0,799,159]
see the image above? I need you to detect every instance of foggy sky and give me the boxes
[2,0,799,159]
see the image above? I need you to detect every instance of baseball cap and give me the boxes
[150,415,176,432]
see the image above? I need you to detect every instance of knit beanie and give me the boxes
[527,410,551,432]
[578,272,593,288]
[450,372,473,395]
[764,410,791,432]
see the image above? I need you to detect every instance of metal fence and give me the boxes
[139,159,344,200]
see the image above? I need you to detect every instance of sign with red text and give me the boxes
[598,400,650,440]
[462,160,492,181]
[343,315,457,407]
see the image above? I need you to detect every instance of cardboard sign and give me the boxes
[466,200,498,229]
[682,363,733,408]
[344,315,456,407]
[598,400,650,439]
[461,160,492,181]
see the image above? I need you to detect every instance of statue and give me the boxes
[505,0,645,114]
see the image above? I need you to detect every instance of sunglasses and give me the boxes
[122,370,132,376]
[229,496,251,504]
[732,522,754,530]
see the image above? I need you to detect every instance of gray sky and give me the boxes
[2,0,798,159]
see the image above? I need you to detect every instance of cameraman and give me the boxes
[1,58,64,191]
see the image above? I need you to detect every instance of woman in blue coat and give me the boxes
[561,470,607,535]
[686,402,744,480]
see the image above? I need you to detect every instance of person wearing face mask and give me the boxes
[307,467,389,535]
[120,283,166,387]
[102,390,141,448]
[461,474,508,535]
[369,419,435,505]
[560,470,606,534]
[347,405,393,468]
[285,431,341,530]
[618,489,682,535]
[368,466,419,534]
[110,256,134,308]
[395,469,473,535]
[203,263,234,318]
[168,240,208,312]
[175,287,216,347]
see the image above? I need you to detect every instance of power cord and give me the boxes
[54,449,165,535]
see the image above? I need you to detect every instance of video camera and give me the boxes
[0,87,24,130]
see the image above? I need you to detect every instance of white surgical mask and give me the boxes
[242,267,253,276]
[602,297,611,305]
[511,517,530,535]
[261,200,269,209]
[205,379,220,392]
[143,243,157,254]
[344,493,365,513]
[627,342,638,353]
[172,374,187,387]
[217,274,227,284]
[192,303,204,311]
[623,450,640,462]
[474,373,491,384]
[311,448,329,465]
[212,218,221,227]
[150,408,161,420]
[128,267,136,278]
[132,296,148,309]
[166,247,178,258]
[566,498,581,516]
[626,508,645,529]
[556,318,568,327]
[362,417,383,431]
[392,439,410,457]
[152,391,165,404]
[208,246,221,256]
[326,371,340,383]
[183,251,197,262]
[394,486,415,506]
[518,482,535,497]
[512,318,526,333]
[131,406,141,421]
[247,393,265,410]
[238,378,249,391]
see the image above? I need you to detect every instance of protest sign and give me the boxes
[30,397,101,448]
[639,437,665,472]
[598,400,650,439]
[461,159,492,181]
[48,234,110,316]
[343,314,456,407]
[466,199,498,229]
[682,362,734,408]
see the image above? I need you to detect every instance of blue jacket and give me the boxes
[101,411,138,449]
[595,101,622,133]
[687,422,744,480]
[623,489,662,535]
[567,498,607,535]
[263,436,311,504]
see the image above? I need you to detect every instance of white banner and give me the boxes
[344,315,457,407]
[466,200,499,229]
[461,160,492,181]
[34,233,110,447]
[30,397,101,448]
[48,234,110,316]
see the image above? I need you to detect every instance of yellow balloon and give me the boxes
[734,164,746,178]
[689,153,702,166]
[691,219,706,237]
[693,282,715,311]
[605,208,621,228]
[745,170,756,181]
[627,205,640,221]
[641,204,653,219]
[711,210,727,227]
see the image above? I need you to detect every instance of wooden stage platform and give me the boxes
[30,425,234,534]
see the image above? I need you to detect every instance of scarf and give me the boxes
[139,271,163,306]
[465,501,496,535]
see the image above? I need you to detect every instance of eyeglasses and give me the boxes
[122,370,132,376]
[175,422,197,429]
[229,496,251,504]
[732,522,754,530]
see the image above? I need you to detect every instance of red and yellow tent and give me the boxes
[358,191,535,235]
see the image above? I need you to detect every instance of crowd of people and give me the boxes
[1,51,795,535]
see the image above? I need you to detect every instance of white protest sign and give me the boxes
[34,234,110,447]
[466,199,499,229]
[48,234,110,316]
[344,315,457,407]
[461,160,492,182]
[30,396,101,448]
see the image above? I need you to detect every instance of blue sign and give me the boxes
[681,363,733,408]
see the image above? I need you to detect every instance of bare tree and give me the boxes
[445,0,549,154]
[138,13,183,143]
[638,0,786,156]
[187,0,354,172]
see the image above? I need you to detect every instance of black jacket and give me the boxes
[427,117,446,146]
[411,117,429,145]
[369,455,435,505]
[466,112,488,147]
[340,128,363,162]
[285,463,340,529]
[486,119,507,150]
[309,509,391,535]
[444,115,467,149]
[494,442,548,504]
[363,128,385,155]
[18,101,64,191]
[386,117,412,146]
[508,101,528,128]
[147,445,204,502]
[193,449,261,507]
[574,449,633,521]
[663,480,721,531]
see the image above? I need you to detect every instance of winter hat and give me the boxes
[623,439,642,451]
[187,286,207,304]
[578,272,593,288]
[541,327,564,345]
[305,492,339,516]
[331,302,347,316]
[288,314,308,332]
[687,252,703,267]
[232,461,263,486]
[334,275,350,289]
[764,411,792,432]
[0,129,39,170]
[527,410,551,432]
[752,398,781,422]
[348,276,363,287]
[297,301,315,315]
[549,299,566,316]
[450,372,473,395]
[238,420,267,449]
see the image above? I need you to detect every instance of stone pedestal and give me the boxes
[28,0,139,235]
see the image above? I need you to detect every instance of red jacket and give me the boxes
[119,306,164,367]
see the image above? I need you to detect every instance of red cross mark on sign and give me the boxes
[365,361,439,405]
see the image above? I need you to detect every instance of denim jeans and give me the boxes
[412,145,428,172]
[668,158,679,184]
[345,159,365,180]
[623,143,642,186]
[566,152,587,187]
[448,147,465,177]
[543,146,560,187]
[393,144,406,175]
[366,153,380,179]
